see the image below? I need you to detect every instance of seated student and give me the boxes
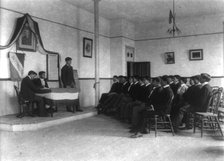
[33,71,49,88]
[122,77,145,121]
[130,77,156,132]
[171,77,188,120]
[101,76,131,113]
[131,75,174,137]
[119,75,141,119]
[20,71,51,117]
[173,75,203,131]
[97,75,120,112]
[197,73,212,112]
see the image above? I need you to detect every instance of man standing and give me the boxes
[20,71,51,117]
[61,57,82,112]
[61,57,75,88]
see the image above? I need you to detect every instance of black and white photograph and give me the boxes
[0,0,224,161]
[165,52,175,64]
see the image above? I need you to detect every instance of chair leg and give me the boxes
[201,117,204,138]
[194,114,196,133]
[215,116,223,136]
[167,115,175,136]
[155,115,157,137]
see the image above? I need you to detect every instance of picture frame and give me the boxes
[17,23,36,52]
[125,45,135,62]
[83,37,93,58]
[189,49,203,61]
[165,52,175,64]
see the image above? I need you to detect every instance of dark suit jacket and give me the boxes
[155,86,174,114]
[121,82,130,94]
[20,76,51,101]
[33,78,49,88]
[197,84,212,112]
[61,65,75,87]
[109,82,120,93]
[129,82,141,101]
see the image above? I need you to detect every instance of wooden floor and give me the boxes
[0,115,224,161]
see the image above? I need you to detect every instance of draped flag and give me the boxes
[8,52,25,81]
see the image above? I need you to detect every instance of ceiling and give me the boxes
[62,0,224,22]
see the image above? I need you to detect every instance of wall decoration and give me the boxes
[165,52,175,64]
[83,37,93,58]
[126,45,135,62]
[17,23,36,52]
[189,49,203,61]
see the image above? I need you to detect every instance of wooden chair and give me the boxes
[146,97,175,137]
[194,91,223,137]
[14,85,33,118]
[218,87,224,122]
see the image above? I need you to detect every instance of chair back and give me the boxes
[14,85,21,105]
[208,91,222,114]
[212,86,219,93]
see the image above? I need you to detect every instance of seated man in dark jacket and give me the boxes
[131,75,174,137]
[20,71,51,117]
[33,71,49,88]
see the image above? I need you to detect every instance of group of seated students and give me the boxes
[96,73,212,138]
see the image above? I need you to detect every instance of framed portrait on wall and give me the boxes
[83,37,93,58]
[17,23,36,52]
[189,49,203,61]
[165,52,175,64]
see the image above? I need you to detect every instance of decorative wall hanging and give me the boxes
[165,52,175,64]
[189,49,203,61]
[167,0,181,37]
[83,37,93,58]
[16,23,36,52]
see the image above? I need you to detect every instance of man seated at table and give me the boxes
[20,70,51,117]
[33,71,49,88]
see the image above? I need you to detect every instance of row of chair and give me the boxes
[144,86,223,137]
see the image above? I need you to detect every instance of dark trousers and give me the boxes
[33,95,47,117]
[173,104,194,129]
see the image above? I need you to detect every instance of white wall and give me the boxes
[135,14,224,87]
[0,0,111,116]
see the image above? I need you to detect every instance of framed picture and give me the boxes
[17,23,36,52]
[189,49,203,60]
[165,52,175,64]
[83,37,93,58]
[125,45,135,62]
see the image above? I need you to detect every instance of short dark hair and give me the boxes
[65,57,72,61]
[180,77,187,84]
[133,75,140,80]
[153,77,161,83]
[161,75,169,82]
[193,75,201,81]
[39,71,45,76]
[201,73,211,82]
[28,70,37,76]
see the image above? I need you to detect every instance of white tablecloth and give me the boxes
[36,88,79,100]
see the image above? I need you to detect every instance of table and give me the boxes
[36,88,79,117]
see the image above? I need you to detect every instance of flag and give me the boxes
[169,10,173,24]
[8,52,25,81]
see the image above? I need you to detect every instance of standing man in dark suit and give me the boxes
[61,57,75,88]
[20,71,51,117]
[33,71,49,88]
[61,57,82,112]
